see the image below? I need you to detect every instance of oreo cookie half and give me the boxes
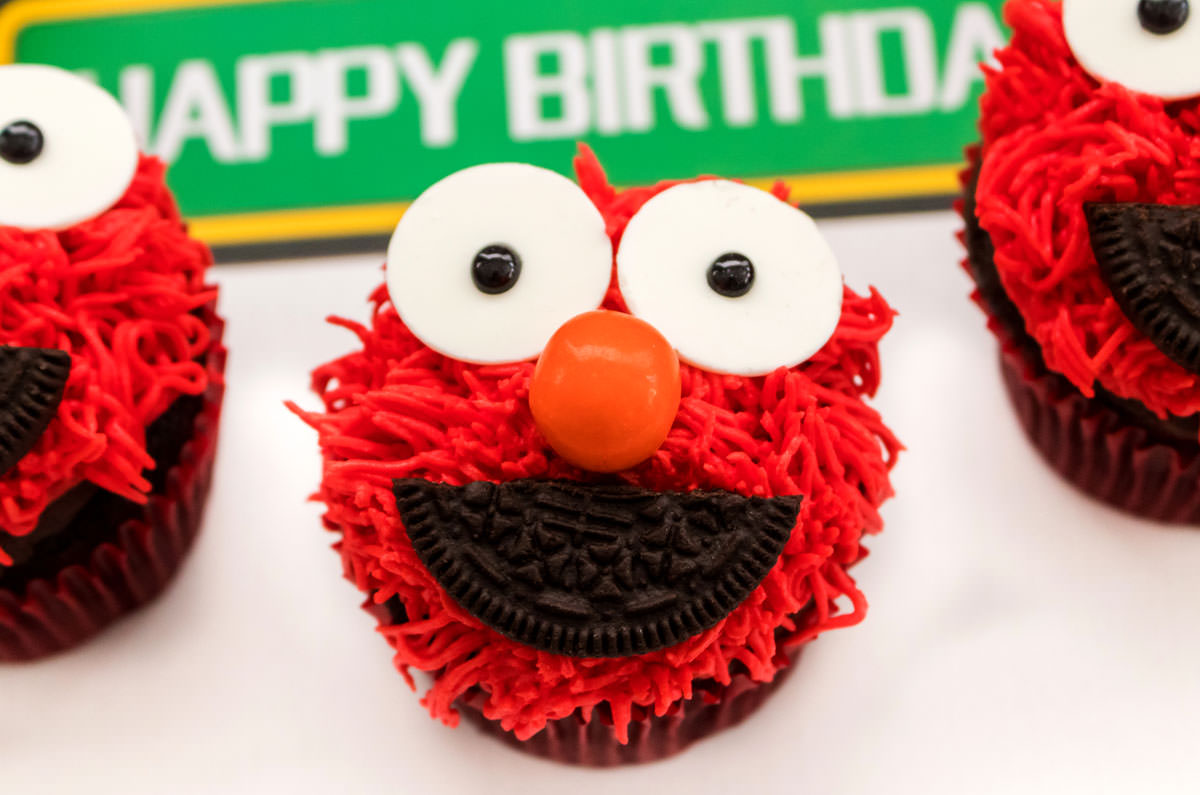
[1086,202,1200,376]
[393,478,802,659]
[0,346,71,476]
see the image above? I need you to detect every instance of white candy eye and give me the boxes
[1063,0,1200,100]
[0,64,139,230]
[617,180,843,377]
[386,163,613,364]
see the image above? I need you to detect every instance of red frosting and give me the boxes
[296,146,900,742]
[0,156,217,561]
[976,0,1200,419]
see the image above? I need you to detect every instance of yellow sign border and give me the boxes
[0,0,962,248]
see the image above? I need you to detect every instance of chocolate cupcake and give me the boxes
[962,0,1200,521]
[294,146,900,764]
[0,65,225,660]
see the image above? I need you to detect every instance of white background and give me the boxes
[5,210,1200,793]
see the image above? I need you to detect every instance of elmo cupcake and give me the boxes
[294,146,900,765]
[0,65,225,660]
[963,0,1200,521]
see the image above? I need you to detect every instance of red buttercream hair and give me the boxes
[0,155,217,561]
[976,0,1200,419]
[295,145,900,742]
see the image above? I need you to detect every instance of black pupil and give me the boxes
[1139,0,1190,34]
[0,120,43,165]
[472,244,521,294]
[707,253,755,297]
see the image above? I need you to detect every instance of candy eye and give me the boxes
[385,163,613,364]
[0,64,139,230]
[1063,0,1200,100]
[616,180,843,377]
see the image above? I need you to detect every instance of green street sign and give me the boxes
[0,0,1006,255]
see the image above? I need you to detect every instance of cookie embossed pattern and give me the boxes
[293,145,901,764]
[0,65,225,660]
[962,0,1200,521]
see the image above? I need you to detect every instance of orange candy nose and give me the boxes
[531,310,681,473]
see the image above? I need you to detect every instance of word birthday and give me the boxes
[105,5,1003,164]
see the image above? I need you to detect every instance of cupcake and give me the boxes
[963,0,1200,521]
[0,65,225,660]
[294,145,900,765]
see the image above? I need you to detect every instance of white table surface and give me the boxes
[5,209,1200,794]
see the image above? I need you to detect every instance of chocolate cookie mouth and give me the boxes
[392,478,802,659]
[0,346,71,476]
[1086,202,1200,376]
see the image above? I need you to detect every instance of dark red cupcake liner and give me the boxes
[458,648,799,766]
[997,327,1200,523]
[0,310,226,661]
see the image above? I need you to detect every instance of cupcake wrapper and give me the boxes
[0,312,226,661]
[998,331,1200,523]
[459,648,799,766]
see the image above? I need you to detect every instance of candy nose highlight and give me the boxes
[530,310,681,473]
